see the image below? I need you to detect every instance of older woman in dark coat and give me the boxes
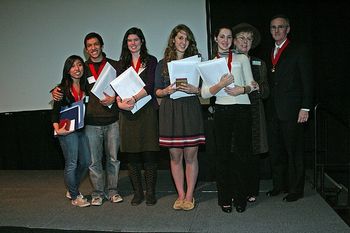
[232,23,269,202]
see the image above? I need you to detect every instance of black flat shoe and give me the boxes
[283,193,303,202]
[235,205,246,213]
[266,189,282,197]
[221,205,232,213]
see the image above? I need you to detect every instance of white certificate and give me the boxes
[90,62,116,108]
[110,67,151,114]
[168,55,201,99]
[197,58,233,97]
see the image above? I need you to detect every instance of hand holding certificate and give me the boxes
[197,58,234,97]
[91,62,117,108]
[167,55,201,99]
[110,67,151,114]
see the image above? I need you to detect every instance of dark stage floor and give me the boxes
[0,170,349,233]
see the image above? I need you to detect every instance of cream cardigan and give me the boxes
[201,53,255,105]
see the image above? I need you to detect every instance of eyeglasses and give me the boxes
[236,36,253,43]
[270,25,289,31]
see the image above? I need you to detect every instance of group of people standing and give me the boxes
[51,14,313,214]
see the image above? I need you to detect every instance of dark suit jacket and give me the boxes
[266,42,313,121]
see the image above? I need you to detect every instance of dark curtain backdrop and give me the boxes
[206,0,350,105]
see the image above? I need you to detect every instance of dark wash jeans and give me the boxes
[58,129,91,200]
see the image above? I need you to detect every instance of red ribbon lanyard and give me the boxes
[271,39,290,66]
[89,58,107,80]
[131,56,142,73]
[217,50,233,72]
[71,85,82,102]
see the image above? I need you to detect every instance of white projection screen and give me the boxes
[0,0,207,113]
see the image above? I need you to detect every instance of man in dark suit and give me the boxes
[266,15,313,202]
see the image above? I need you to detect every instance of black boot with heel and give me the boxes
[144,162,157,206]
[128,163,144,206]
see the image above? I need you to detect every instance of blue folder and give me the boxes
[59,99,85,130]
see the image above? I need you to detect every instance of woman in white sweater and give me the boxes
[201,26,257,213]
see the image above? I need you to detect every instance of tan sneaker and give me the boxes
[71,195,90,207]
[66,191,83,200]
[173,199,184,210]
[182,198,195,211]
[91,196,103,206]
[110,194,123,203]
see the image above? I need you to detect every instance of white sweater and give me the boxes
[201,53,255,105]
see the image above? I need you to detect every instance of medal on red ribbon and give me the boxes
[271,39,290,73]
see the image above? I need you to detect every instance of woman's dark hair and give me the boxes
[162,24,198,77]
[59,55,86,101]
[119,27,149,71]
[212,26,233,59]
[84,32,104,48]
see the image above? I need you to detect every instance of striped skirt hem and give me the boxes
[159,135,206,148]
